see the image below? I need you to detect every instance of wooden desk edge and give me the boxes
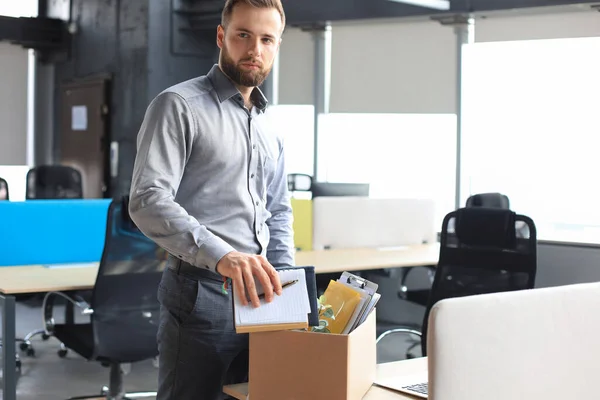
[223,383,248,400]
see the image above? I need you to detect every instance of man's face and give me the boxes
[217,3,283,88]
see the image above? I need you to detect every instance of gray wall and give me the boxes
[0,43,29,165]
[536,243,600,288]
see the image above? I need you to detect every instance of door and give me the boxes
[59,78,110,198]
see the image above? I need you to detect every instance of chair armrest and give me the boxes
[42,291,92,333]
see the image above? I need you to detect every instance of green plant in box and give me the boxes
[311,295,335,333]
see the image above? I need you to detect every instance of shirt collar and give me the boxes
[207,64,269,113]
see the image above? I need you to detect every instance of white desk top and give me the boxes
[0,243,439,294]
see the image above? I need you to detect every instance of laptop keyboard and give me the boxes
[403,383,428,395]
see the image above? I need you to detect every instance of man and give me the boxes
[128,0,294,398]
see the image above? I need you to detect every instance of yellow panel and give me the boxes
[291,198,312,251]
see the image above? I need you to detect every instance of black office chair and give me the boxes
[19,165,86,354]
[0,176,9,200]
[398,192,513,308]
[42,196,166,399]
[377,207,537,357]
[26,164,83,199]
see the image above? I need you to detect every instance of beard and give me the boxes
[220,44,271,88]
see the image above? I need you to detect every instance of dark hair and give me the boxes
[221,0,286,31]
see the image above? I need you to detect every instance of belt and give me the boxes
[167,255,222,282]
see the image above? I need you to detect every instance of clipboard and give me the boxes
[338,272,380,332]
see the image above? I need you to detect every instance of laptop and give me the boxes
[375,282,600,399]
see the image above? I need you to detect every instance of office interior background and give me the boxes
[1,0,600,397]
[3,0,599,285]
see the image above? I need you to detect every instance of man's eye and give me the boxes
[263,38,273,44]
[239,33,249,38]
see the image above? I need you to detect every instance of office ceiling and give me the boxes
[282,0,600,26]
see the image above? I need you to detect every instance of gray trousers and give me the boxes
[156,262,249,400]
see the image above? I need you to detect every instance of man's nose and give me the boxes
[248,38,261,58]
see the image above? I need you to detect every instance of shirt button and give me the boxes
[252,144,256,150]
[250,173,255,178]
[255,201,259,206]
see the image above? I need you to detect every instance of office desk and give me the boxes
[0,265,97,400]
[0,245,438,400]
[296,243,439,274]
[223,357,428,399]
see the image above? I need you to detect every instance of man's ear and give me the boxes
[216,24,225,49]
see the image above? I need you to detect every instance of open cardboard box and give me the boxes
[248,310,377,400]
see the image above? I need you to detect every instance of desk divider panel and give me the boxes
[312,197,437,250]
[0,199,110,266]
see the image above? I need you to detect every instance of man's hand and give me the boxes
[216,252,282,308]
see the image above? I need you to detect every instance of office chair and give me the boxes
[18,165,86,355]
[42,196,166,399]
[377,207,537,357]
[0,176,9,200]
[398,192,513,309]
[26,164,83,199]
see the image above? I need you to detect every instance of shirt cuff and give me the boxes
[195,236,235,274]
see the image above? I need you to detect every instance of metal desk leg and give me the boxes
[1,293,17,400]
[65,299,74,325]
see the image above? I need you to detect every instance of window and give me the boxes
[0,166,30,201]
[264,105,314,176]
[318,113,456,228]
[461,37,600,243]
[0,0,37,17]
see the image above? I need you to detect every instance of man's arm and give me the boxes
[265,142,295,268]
[128,92,234,273]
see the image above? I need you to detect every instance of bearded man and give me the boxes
[128,1,293,398]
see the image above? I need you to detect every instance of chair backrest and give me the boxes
[0,177,8,200]
[421,207,537,355]
[91,196,167,362]
[465,192,510,209]
[26,165,83,199]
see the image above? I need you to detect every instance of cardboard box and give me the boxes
[248,310,377,400]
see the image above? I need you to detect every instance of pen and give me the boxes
[258,279,298,299]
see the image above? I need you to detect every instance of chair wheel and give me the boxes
[26,348,35,357]
[42,333,51,340]
[19,342,29,351]
[58,349,68,358]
